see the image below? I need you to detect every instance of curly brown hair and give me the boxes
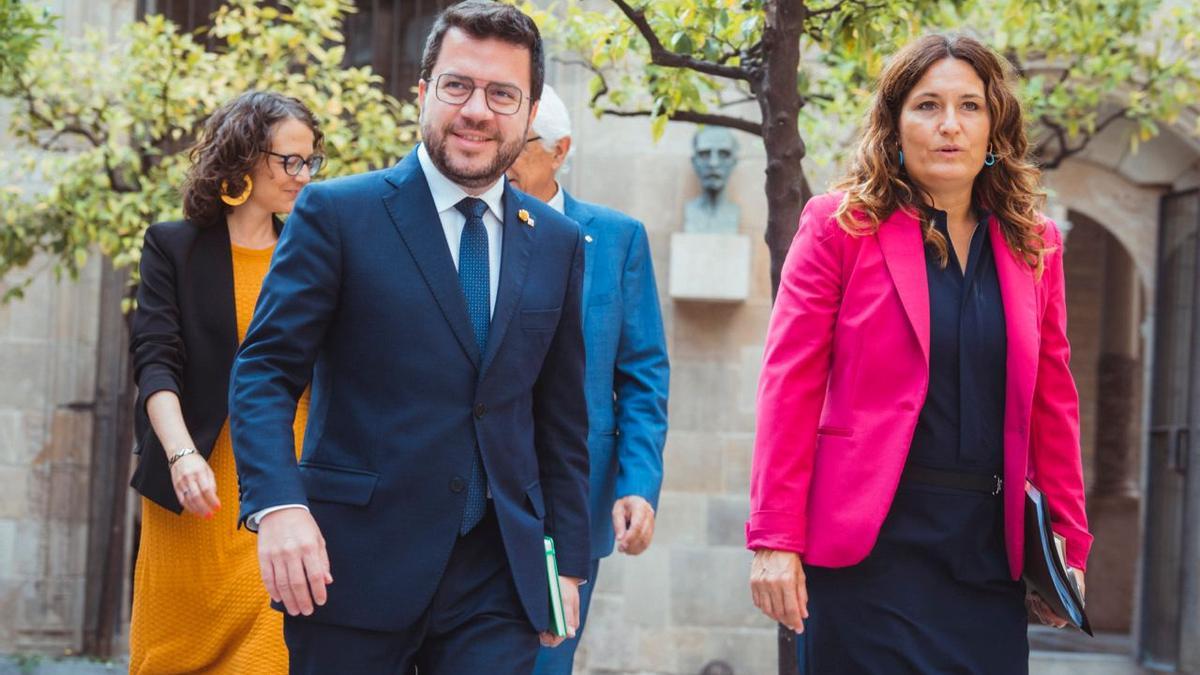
[182,90,324,225]
[832,34,1050,278]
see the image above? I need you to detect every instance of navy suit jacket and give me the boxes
[564,191,669,560]
[229,151,590,633]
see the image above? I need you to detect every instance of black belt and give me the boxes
[901,465,1003,496]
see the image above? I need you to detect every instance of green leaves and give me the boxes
[529,0,1200,169]
[1,0,418,304]
[0,0,57,91]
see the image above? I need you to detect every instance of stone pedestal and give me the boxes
[669,233,750,302]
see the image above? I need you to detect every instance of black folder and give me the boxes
[1023,482,1093,636]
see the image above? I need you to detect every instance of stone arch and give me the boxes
[1042,158,1163,294]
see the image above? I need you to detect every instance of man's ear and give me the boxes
[553,136,572,170]
[417,79,428,113]
[527,99,540,129]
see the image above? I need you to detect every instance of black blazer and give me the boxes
[129,217,282,512]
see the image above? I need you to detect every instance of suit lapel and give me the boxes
[194,222,238,354]
[876,209,930,365]
[990,216,1039,455]
[479,182,536,379]
[381,153,482,368]
[563,191,596,320]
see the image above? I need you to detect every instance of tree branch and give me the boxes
[806,0,888,20]
[806,0,851,18]
[608,0,755,82]
[1026,46,1149,170]
[552,56,613,107]
[12,72,139,193]
[1036,108,1128,170]
[599,108,762,136]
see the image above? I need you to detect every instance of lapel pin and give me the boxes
[585,234,594,243]
[517,209,535,227]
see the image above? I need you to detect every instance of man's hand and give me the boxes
[1028,568,1085,629]
[540,575,583,647]
[612,495,655,555]
[750,549,808,633]
[257,508,332,617]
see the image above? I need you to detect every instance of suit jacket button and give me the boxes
[450,477,466,493]
[474,403,487,419]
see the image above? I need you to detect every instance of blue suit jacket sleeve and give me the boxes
[533,228,591,579]
[229,185,342,525]
[612,223,670,509]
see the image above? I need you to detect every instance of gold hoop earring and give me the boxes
[220,175,253,206]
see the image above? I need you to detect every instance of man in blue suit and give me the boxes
[507,84,670,674]
[228,4,590,673]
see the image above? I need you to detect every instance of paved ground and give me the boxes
[0,657,126,675]
[0,652,1147,674]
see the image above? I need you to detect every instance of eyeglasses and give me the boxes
[433,73,525,116]
[265,150,325,177]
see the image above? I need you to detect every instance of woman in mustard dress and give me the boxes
[128,91,325,674]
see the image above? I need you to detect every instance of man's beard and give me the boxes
[423,117,527,190]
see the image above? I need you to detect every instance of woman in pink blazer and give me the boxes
[747,34,1092,673]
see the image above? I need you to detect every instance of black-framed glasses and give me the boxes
[434,73,525,116]
[265,150,325,177]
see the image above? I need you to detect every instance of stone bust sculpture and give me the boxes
[684,127,740,234]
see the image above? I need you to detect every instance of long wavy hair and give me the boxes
[182,90,324,225]
[832,34,1049,277]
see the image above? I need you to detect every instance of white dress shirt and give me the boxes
[547,182,565,215]
[417,143,505,317]
[247,144,507,530]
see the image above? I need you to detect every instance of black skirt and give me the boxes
[803,482,1028,674]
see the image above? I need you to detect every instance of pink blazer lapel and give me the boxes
[877,209,931,365]
[990,215,1039,440]
[990,215,1041,575]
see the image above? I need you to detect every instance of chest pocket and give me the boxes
[521,307,561,332]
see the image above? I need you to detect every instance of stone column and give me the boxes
[1092,241,1141,499]
[1085,238,1143,633]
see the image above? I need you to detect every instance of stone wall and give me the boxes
[555,77,781,673]
[0,0,135,655]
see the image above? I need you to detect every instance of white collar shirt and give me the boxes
[547,182,565,215]
[417,143,504,317]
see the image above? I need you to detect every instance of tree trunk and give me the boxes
[760,0,810,301]
[82,262,136,657]
[761,4,808,672]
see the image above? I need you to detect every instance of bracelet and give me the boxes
[168,447,197,468]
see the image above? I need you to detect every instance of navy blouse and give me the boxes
[908,209,1007,474]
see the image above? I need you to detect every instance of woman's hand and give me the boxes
[170,452,221,518]
[1027,569,1085,628]
[750,548,809,633]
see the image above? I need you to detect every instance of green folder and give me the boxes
[544,536,567,637]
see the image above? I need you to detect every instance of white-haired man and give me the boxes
[508,85,670,674]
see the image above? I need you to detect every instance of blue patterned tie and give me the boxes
[455,197,490,534]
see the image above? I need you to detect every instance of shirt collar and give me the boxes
[547,182,565,214]
[417,143,506,221]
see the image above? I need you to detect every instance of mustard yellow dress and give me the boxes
[130,243,308,674]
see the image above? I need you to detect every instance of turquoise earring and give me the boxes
[899,150,905,167]
[984,147,997,166]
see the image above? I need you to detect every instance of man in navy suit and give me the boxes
[228,4,590,672]
[507,84,670,675]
